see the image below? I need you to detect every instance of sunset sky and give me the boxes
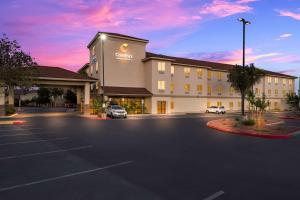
[0,0,299,80]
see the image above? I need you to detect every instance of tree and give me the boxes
[286,93,299,110]
[227,64,265,115]
[0,34,37,111]
[37,88,50,105]
[64,89,77,104]
[254,93,269,128]
[50,88,64,107]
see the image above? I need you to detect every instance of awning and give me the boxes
[103,86,152,97]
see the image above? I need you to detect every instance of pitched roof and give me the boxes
[103,86,152,97]
[145,52,296,78]
[87,32,149,48]
[34,66,97,81]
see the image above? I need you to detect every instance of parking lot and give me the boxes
[0,115,300,200]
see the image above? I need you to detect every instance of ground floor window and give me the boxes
[217,102,222,107]
[229,102,233,110]
[109,97,146,114]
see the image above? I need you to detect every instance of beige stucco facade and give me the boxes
[84,32,296,114]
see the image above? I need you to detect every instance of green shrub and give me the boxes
[5,107,16,116]
[242,119,255,126]
[235,117,240,121]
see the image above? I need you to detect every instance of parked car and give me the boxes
[206,106,226,114]
[106,105,127,119]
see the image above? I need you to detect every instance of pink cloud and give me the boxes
[200,0,258,18]
[278,9,300,20]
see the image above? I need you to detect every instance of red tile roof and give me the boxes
[145,52,296,78]
[34,66,97,81]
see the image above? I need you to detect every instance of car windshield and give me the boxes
[111,105,123,109]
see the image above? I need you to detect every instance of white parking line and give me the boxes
[0,145,93,160]
[0,128,43,133]
[0,160,133,192]
[203,191,225,200]
[0,137,69,146]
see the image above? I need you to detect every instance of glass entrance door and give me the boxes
[157,101,166,114]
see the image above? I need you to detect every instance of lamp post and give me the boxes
[238,18,251,67]
[100,33,106,109]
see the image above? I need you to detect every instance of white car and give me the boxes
[106,105,127,119]
[206,106,226,114]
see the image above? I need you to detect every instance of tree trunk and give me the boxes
[241,91,245,115]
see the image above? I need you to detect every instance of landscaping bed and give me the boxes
[207,117,300,139]
[277,112,300,120]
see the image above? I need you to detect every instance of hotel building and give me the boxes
[79,32,296,114]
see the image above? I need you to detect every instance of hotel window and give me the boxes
[197,69,203,78]
[170,101,174,109]
[207,71,212,80]
[230,87,235,94]
[217,72,222,81]
[207,101,211,108]
[184,67,191,77]
[268,89,271,95]
[207,85,212,95]
[184,84,191,93]
[197,84,203,93]
[267,76,272,84]
[283,90,286,96]
[238,102,241,108]
[90,65,93,74]
[158,62,166,73]
[157,81,165,91]
[96,81,99,90]
[217,85,222,95]
[229,102,234,110]
[289,79,293,86]
[170,83,174,93]
[217,102,222,107]
[171,66,175,76]
[255,88,261,95]
[92,46,95,56]
[275,89,278,96]
[95,61,99,73]
[274,78,278,84]
[282,79,286,86]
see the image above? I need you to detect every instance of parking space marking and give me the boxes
[0,145,93,160]
[0,160,133,192]
[0,137,69,146]
[203,190,225,200]
[0,128,43,133]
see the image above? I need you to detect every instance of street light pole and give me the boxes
[238,18,251,67]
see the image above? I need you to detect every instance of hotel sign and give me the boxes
[115,43,133,61]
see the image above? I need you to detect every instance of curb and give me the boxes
[0,120,26,125]
[278,116,300,120]
[207,120,292,139]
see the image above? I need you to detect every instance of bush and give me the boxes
[235,117,240,121]
[242,119,255,126]
[5,106,16,116]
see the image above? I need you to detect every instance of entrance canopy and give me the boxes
[103,86,152,97]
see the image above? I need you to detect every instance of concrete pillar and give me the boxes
[0,86,5,116]
[76,87,83,113]
[84,82,90,114]
[8,86,14,106]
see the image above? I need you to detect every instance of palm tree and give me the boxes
[227,64,265,115]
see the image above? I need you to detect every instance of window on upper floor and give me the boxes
[274,78,278,84]
[283,90,286,96]
[95,62,99,73]
[184,67,190,77]
[92,46,95,56]
[90,65,93,74]
[197,84,202,93]
[268,89,271,95]
[157,81,165,91]
[170,83,174,93]
[184,84,190,93]
[207,85,212,95]
[216,72,222,81]
[289,79,293,86]
[158,62,166,73]
[230,87,235,94]
[207,71,212,80]
[267,76,272,84]
[275,89,278,95]
[217,85,222,95]
[197,69,203,78]
[282,79,286,86]
[171,66,175,76]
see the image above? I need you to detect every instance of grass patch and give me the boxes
[241,119,255,126]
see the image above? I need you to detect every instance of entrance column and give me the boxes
[76,87,83,113]
[83,82,90,114]
[8,86,14,106]
[0,86,5,116]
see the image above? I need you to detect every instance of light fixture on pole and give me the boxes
[238,18,251,67]
[100,33,106,109]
